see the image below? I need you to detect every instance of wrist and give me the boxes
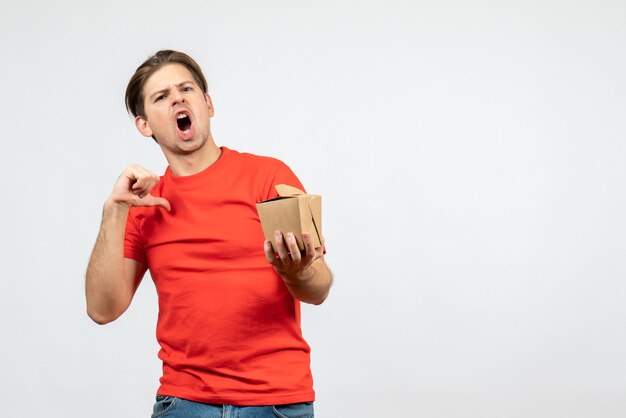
[103,199,131,218]
[282,264,315,286]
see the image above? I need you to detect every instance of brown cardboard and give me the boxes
[256,184,322,251]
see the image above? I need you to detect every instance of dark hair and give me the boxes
[125,50,208,118]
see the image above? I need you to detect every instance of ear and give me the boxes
[205,93,215,117]
[135,115,153,138]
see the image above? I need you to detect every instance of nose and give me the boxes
[171,89,186,106]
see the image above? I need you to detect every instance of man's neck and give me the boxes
[166,140,222,177]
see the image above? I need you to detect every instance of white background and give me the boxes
[1,1,625,417]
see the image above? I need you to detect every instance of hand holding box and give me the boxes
[256,184,322,252]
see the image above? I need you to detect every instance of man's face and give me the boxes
[136,63,214,155]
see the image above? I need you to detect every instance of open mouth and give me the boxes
[177,113,192,132]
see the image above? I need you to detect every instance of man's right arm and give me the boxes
[85,165,170,325]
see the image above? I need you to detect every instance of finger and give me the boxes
[274,231,290,262]
[132,171,159,192]
[285,232,301,263]
[302,232,316,255]
[126,164,155,183]
[133,181,159,200]
[263,240,278,264]
[125,167,162,201]
[126,164,150,183]
[114,165,142,191]
[111,165,161,206]
[134,185,151,198]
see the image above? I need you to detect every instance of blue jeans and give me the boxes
[151,396,314,418]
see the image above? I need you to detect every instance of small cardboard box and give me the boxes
[256,184,322,251]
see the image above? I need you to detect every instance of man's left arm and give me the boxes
[264,231,333,305]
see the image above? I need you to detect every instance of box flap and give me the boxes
[307,198,322,246]
[275,184,304,197]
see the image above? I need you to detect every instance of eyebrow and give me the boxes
[149,81,195,101]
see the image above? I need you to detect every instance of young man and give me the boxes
[85,50,332,417]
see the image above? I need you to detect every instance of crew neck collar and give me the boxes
[164,146,231,188]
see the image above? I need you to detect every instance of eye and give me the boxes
[155,94,165,103]
[182,86,193,92]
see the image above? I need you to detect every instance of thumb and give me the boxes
[142,195,171,211]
